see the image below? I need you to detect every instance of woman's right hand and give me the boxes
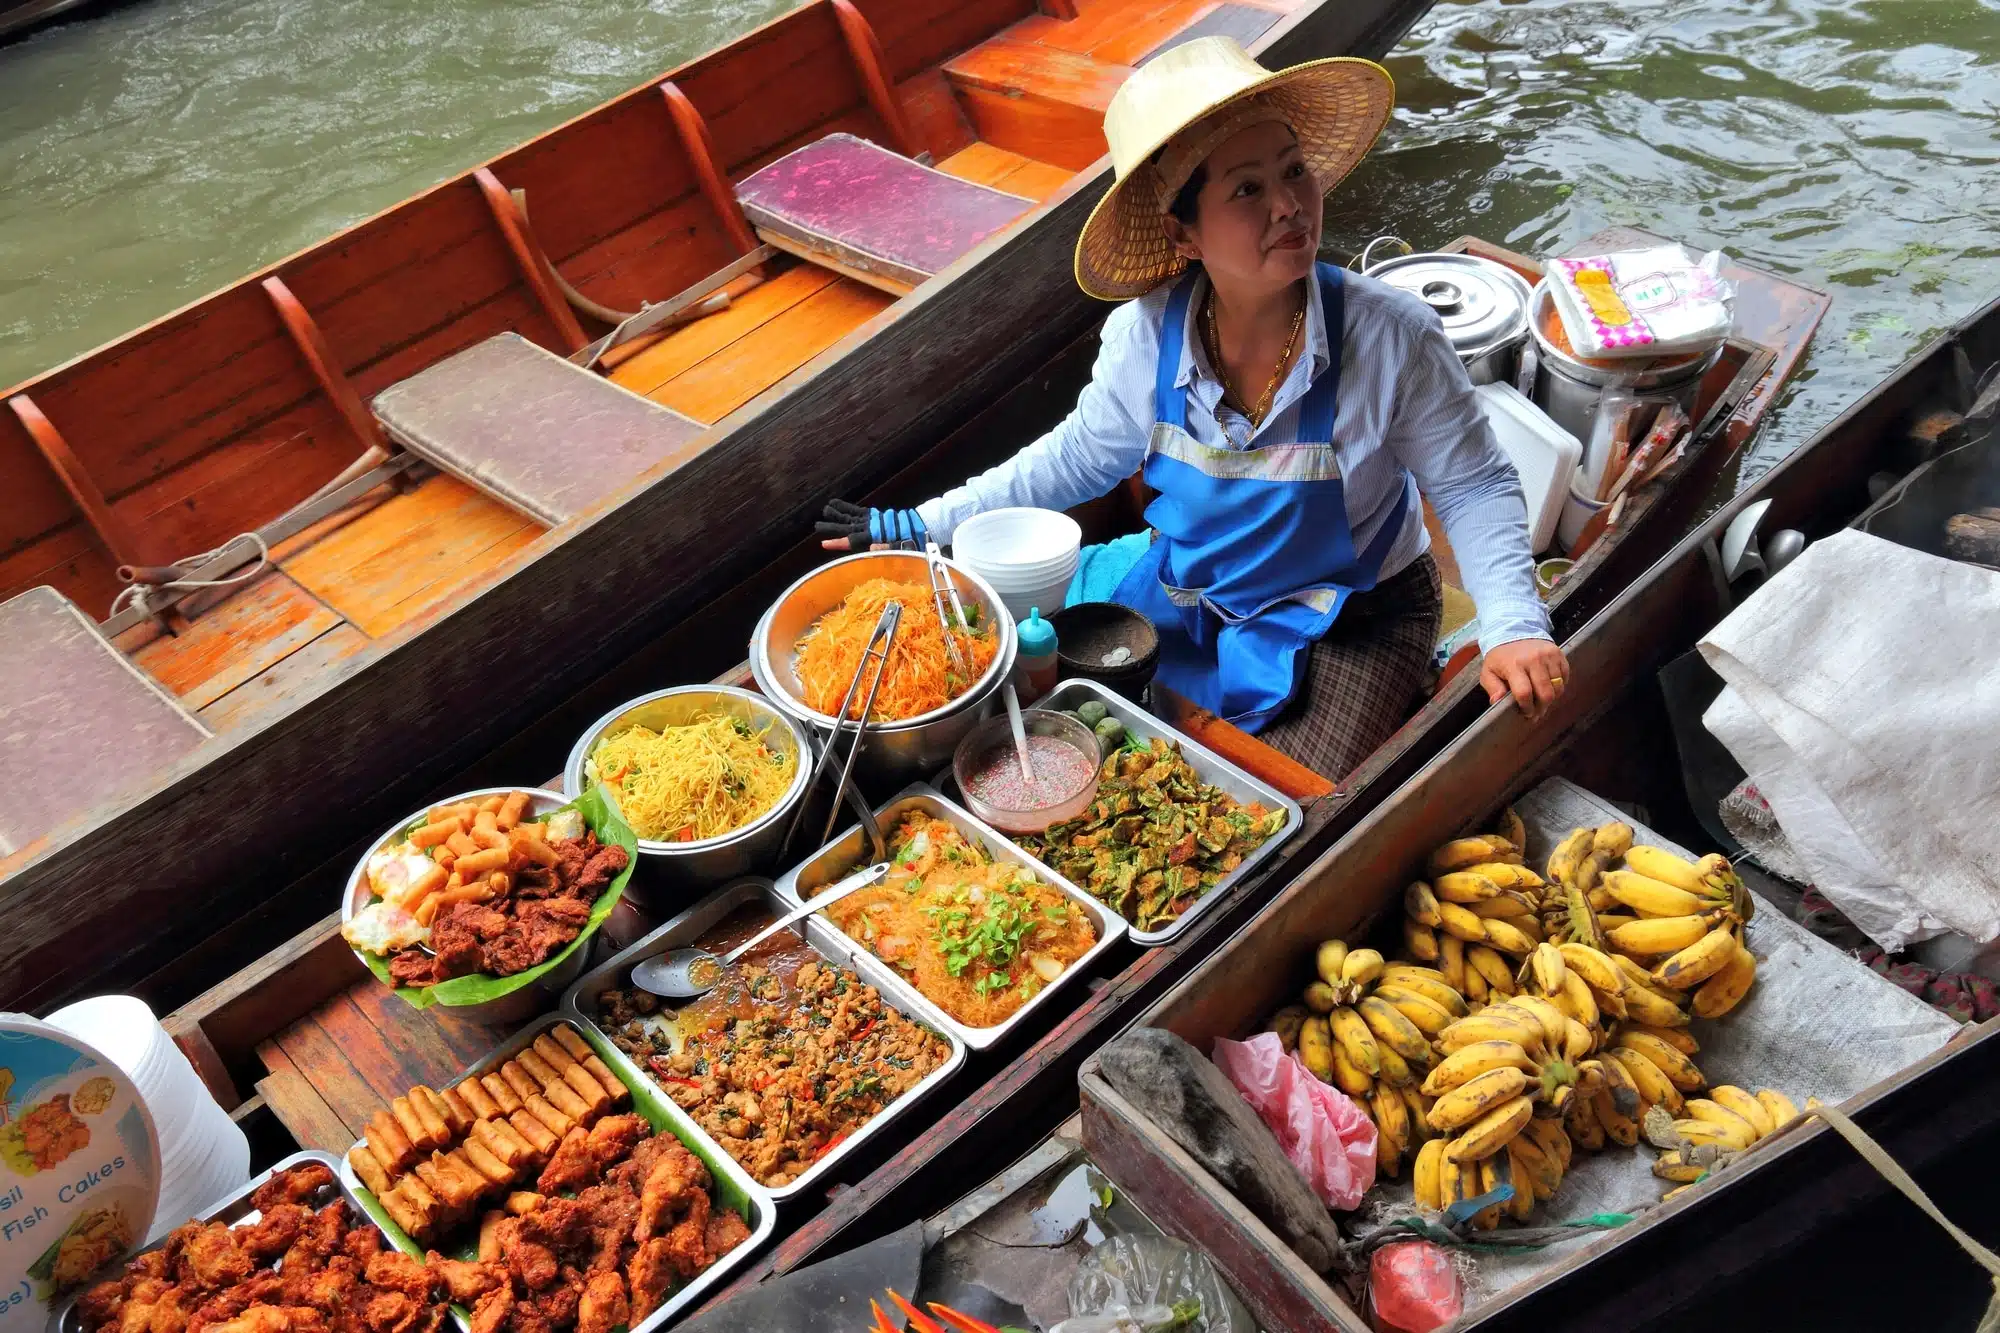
[816,499,926,551]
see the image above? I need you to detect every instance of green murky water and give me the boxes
[3,0,1997,480]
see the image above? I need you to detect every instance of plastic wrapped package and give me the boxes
[1368,1241,1465,1333]
[1211,1031,1377,1210]
[1548,246,1734,359]
[1055,1234,1255,1333]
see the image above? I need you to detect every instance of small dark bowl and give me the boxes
[1049,602,1160,699]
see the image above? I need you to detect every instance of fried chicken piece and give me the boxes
[633,1146,703,1243]
[703,1208,751,1261]
[658,1191,709,1282]
[282,1203,348,1276]
[572,1185,639,1275]
[574,1273,628,1333]
[186,1287,251,1333]
[285,1257,358,1313]
[79,1278,129,1330]
[570,842,629,899]
[362,1251,434,1303]
[205,1309,291,1333]
[340,1225,383,1267]
[252,1164,336,1214]
[535,1127,597,1196]
[498,1225,559,1292]
[528,1278,579,1331]
[178,1223,254,1290]
[388,951,440,988]
[582,1115,647,1169]
[240,1205,309,1264]
[422,1255,505,1306]
[144,1288,193,1333]
[468,1286,514,1333]
[624,1240,674,1322]
[361,1292,416,1333]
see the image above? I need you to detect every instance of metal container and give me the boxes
[340,1013,775,1332]
[561,877,968,1203]
[1033,679,1305,947]
[342,787,587,1026]
[47,1151,361,1333]
[563,686,814,898]
[749,551,1019,787]
[1365,250,1534,385]
[773,786,1127,1050]
[1529,279,1724,443]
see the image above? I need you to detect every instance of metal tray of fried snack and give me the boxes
[772,784,1128,1050]
[561,876,969,1203]
[47,1151,356,1333]
[337,1014,774,1333]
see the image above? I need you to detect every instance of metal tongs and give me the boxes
[922,537,973,678]
[782,599,900,859]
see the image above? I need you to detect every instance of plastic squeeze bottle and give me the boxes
[1016,607,1060,702]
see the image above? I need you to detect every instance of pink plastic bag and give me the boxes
[1212,1031,1376,1210]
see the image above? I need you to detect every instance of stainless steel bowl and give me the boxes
[564,685,813,895]
[750,551,1018,785]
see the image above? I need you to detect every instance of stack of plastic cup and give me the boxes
[45,995,251,1242]
[950,508,1083,623]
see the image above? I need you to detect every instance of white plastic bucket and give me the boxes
[1556,476,1608,552]
[952,507,1082,570]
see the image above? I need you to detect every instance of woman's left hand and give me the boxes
[1481,638,1571,722]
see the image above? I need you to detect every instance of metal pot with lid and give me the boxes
[1359,237,1534,386]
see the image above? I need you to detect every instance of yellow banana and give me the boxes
[1430,835,1521,875]
[1594,1086,1639,1147]
[1545,827,1594,887]
[1757,1088,1800,1129]
[1438,902,1490,943]
[1499,1143,1537,1222]
[1684,1098,1761,1144]
[1501,996,1572,1053]
[1467,862,1545,891]
[1269,1005,1308,1052]
[1525,1115,1572,1177]
[1593,822,1634,858]
[1328,1006,1381,1076]
[1480,918,1535,955]
[1437,1145,1466,1209]
[1298,1015,1334,1083]
[1414,1137,1448,1210]
[1435,871,1504,903]
[1606,1046,1685,1115]
[1620,979,1692,1028]
[1401,1084,1434,1144]
[1596,912,1638,931]
[1302,981,1339,1013]
[1314,939,1350,987]
[1404,881,1444,928]
[1528,942,1568,996]
[1606,914,1717,957]
[1343,947,1386,987]
[1652,1149,1709,1183]
[1471,891,1539,920]
[1556,969,1601,1030]
[1376,1043,1415,1088]
[1622,845,1708,894]
[1451,1094,1534,1161]
[1654,925,1741,991]
[1556,943,1625,997]
[1493,807,1527,855]
[1373,985,1457,1038]
[1563,1016,1597,1064]
[1595,1047,1643,1122]
[1402,917,1441,962]
[1602,869,1709,918]
[1359,995,1433,1063]
[1586,885,1616,912]
[1371,1081,1411,1175]
[1471,1154,1504,1230]
[1508,1133,1559,1202]
[1468,945,1518,996]
[1422,1040,1539,1096]
[1330,1040,1375,1096]
[1620,1024,1697,1056]
[1376,968,1469,1017]
[1427,1067,1531,1133]
[1619,1031,1705,1093]
[1674,1115,1756,1152]
[1709,1086,1774,1139]
[1565,1088,1606,1151]
[1692,942,1758,1017]
[1438,933,1469,992]
[1463,965,1490,1007]
[1437,1008,1547,1056]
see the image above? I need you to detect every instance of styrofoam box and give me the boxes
[1477,382,1583,554]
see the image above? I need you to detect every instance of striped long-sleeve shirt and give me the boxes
[915,267,1552,653]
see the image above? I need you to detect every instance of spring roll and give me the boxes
[393,1096,442,1150]
[411,1160,451,1211]
[477,1211,507,1263]
[514,1050,559,1088]
[550,1026,595,1062]
[520,1094,572,1139]
[435,848,457,873]
[432,1152,487,1209]
[391,862,449,912]
[369,1110,417,1171]
[497,791,530,831]
[499,1061,540,1103]
[453,847,509,880]
[581,1056,627,1104]
[456,1077,500,1122]
[349,1145,393,1197]
[429,802,477,825]
[487,1116,542,1164]
[469,1119,526,1170]
[409,819,461,851]
[366,1138,403,1185]
[504,1192,543,1216]
[479,795,506,814]
[434,1085,476,1135]
[382,1186,434,1244]
[459,1138,514,1186]
[487,871,511,897]
[408,1088,451,1145]
[512,833,561,868]
[561,1064,612,1114]
[414,893,446,928]
[530,1034,577,1072]
[506,1109,559,1156]
[542,1078,592,1124]
[436,882,492,910]
[480,1073,524,1116]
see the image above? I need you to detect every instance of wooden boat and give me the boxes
[0,0,1445,1010]
[0,0,98,41]
[1078,292,2000,1330]
[127,226,1824,1321]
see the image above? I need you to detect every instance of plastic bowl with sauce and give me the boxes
[952,709,1101,833]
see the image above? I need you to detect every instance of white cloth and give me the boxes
[913,269,1553,653]
[1699,528,2000,951]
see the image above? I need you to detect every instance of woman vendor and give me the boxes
[820,38,1569,778]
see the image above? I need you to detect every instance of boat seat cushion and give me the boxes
[736,133,1034,291]
[371,333,708,526]
[0,586,209,858]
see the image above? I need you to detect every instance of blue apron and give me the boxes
[1111,262,1414,732]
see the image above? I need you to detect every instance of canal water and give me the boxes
[2,0,1996,483]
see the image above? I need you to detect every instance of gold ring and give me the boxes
[1551,677,1565,688]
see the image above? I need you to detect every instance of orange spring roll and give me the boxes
[504,1192,543,1216]
[515,819,547,842]
[435,883,493,911]
[479,795,506,814]
[520,1094,572,1138]
[512,832,560,868]
[391,862,448,911]
[349,1145,392,1197]
[561,1064,612,1113]
[408,1088,451,1145]
[473,810,507,850]
[459,1138,513,1186]
[487,1116,542,1164]
[434,1086,476,1135]
[367,1139,403,1184]
[409,818,462,851]
[549,1026,593,1061]
[382,1187,434,1244]
[497,791,530,831]
[480,1073,524,1116]
[457,1078,500,1122]
[582,1056,626,1104]
[530,1034,577,1072]
[452,847,509,880]
[505,1110,558,1157]
[499,1062,540,1103]
[414,893,446,928]
[477,1211,507,1263]
[434,847,457,872]
[429,802,477,825]
[411,1158,450,1204]
[487,871,511,896]
[542,1078,592,1123]
[468,1119,526,1170]
[369,1111,417,1170]
[514,1050,559,1088]
[446,831,481,859]
[393,1096,441,1151]
[432,1152,486,1209]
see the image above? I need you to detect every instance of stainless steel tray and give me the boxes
[338,1014,774,1333]
[560,877,969,1203]
[773,786,1128,1050]
[46,1151,356,1333]
[1028,678,1305,947]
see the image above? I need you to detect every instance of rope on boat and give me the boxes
[109,532,271,621]
[509,187,636,325]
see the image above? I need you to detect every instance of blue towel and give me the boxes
[1065,532,1152,607]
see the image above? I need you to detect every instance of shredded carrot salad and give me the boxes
[796,578,998,722]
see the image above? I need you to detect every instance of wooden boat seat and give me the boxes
[0,586,209,859]
[735,133,1035,295]
[370,333,707,526]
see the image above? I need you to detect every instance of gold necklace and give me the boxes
[1204,289,1308,428]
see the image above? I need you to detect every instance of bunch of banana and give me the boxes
[1557,841,1760,1019]
[1646,1086,1801,1197]
[1403,843,1547,977]
[1540,822,1633,950]
[1517,940,1629,1043]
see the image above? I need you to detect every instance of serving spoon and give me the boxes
[628,860,891,998]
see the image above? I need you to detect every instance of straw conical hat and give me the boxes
[1074,37,1394,301]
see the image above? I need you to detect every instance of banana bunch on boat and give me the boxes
[1267,939,1473,1180]
[1647,1085,1804,1202]
[1401,819,1553,1010]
